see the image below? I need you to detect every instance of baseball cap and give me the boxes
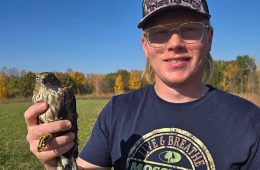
[138,0,211,29]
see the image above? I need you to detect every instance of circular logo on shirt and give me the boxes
[126,128,215,170]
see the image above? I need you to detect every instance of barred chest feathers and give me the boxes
[32,87,65,123]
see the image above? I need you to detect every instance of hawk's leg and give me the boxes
[58,155,77,170]
[38,134,53,151]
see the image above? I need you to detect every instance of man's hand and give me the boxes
[24,102,75,169]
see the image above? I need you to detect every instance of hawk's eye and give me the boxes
[50,75,54,79]
[36,78,40,82]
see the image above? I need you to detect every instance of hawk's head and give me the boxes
[35,72,61,89]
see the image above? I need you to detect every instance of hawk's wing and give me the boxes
[59,87,78,122]
[58,87,78,157]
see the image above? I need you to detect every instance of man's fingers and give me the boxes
[39,133,75,151]
[49,132,75,149]
[24,102,48,127]
[35,142,75,162]
[30,120,72,139]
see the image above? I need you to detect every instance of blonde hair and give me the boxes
[142,53,214,84]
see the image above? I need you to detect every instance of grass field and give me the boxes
[0,99,108,170]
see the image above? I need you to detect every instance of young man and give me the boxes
[25,0,260,169]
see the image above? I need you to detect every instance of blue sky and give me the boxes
[0,0,260,74]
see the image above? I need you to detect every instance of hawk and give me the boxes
[32,72,78,170]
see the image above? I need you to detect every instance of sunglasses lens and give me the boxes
[145,22,207,48]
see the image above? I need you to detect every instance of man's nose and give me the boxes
[165,32,184,50]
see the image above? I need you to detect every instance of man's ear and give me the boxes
[141,36,148,57]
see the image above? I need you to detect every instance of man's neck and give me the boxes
[154,79,208,103]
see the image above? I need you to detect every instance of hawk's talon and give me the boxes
[38,134,53,151]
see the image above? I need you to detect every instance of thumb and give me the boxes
[24,102,48,127]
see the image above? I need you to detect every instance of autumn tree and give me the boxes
[92,74,105,95]
[55,72,76,90]
[1,67,20,98]
[208,61,224,89]
[114,74,125,94]
[19,71,35,97]
[0,73,7,100]
[115,69,130,91]
[67,70,89,94]
[104,73,116,93]
[84,74,94,94]
[6,75,20,98]
[129,70,141,91]
[256,70,260,94]
[219,61,239,93]
[236,55,257,93]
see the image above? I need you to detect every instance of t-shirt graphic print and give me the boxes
[127,128,215,170]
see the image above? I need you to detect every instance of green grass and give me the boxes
[0,99,108,170]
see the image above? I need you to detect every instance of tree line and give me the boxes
[0,68,144,100]
[208,55,259,94]
[0,55,259,101]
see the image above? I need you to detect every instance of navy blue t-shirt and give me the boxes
[80,85,260,169]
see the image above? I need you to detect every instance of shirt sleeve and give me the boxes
[79,100,112,167]
[241,137,260,170]
[242,109,260,170]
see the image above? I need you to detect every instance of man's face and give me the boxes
[142,10,213,87]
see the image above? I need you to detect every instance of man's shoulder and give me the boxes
[211,88,259,110]
[111,85,152,104]
[102,85,154,119]
[211,88,260,126]
[208,88,260,136]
